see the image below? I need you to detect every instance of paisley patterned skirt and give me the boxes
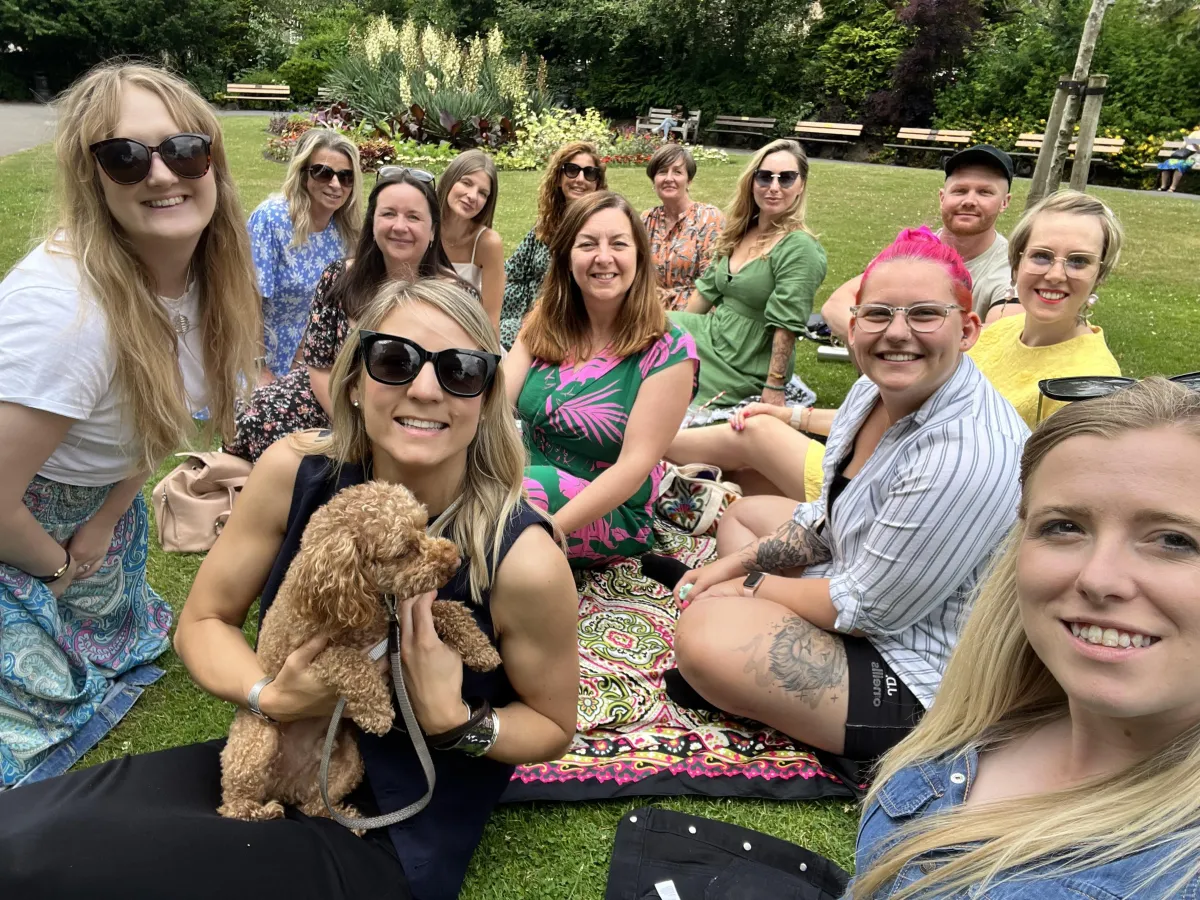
[0,477,171,785]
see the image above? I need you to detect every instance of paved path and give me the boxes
[0,103,58,158]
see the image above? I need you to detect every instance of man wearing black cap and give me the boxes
[822,145,1014,342]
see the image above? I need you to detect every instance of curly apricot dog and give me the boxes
[218,481,502,825]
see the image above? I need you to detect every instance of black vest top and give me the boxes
[259,455,551,900]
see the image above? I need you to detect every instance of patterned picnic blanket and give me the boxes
[501,522,858,803]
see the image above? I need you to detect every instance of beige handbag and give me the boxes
[654,463,743,537]
[151,451,253,552]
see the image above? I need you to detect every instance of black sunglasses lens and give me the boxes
[1173,372,1200,390]
[562,163,581,178]
[581,166,600,183]
[1044,376,1132,400]
[366,340,422,385]
[309,164,334,183]
[436,352,490,397]
[160,135,210,179]
[95,140,151,184]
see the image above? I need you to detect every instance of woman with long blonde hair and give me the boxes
[498,140,607,348]
[0,61,259,785]
[437,149,505,332]
[248,127,361,383]
[0,280,578,900]
[673,138,827,408]
[849,376,1200,899]
[508,191,698,567]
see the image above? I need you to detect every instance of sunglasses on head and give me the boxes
[89,133,212,185]
[376,166,435,186]
[308,163,354,185]
[561,162,601,183]
[753,168,801,189]
[1035,372,1200,422]
[359,331,500,398]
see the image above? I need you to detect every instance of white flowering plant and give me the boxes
[324,16,550,150]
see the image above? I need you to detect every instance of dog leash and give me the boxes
[317,498,463,829]
[318,595,436,829]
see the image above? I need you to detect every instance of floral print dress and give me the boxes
[499,228,550,350]
[227,260,350,462]
[519,324,699,568]
[641,202,725,311]
[248,195,347,377]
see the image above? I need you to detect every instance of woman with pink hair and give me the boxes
[648,226,1029,764]
[666,227,974,501]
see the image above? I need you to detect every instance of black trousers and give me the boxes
[0,740,411,900]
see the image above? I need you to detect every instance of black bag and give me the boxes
[605,807,851,900]
[1170,146,1194,160]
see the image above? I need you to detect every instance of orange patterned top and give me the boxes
[641,202,725,311]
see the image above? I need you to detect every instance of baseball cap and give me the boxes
[944,144,1014,186]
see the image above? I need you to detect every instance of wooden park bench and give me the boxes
[634,107,702,143]
[884,127,974,155]
[316,86,335,104]
[793,121,863,147]
[225,83,291,105]
[1010,133,1125,177]
[705,114,777,147]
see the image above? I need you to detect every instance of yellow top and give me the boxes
[968,313,1121,427]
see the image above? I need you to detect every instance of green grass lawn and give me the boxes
[2,116,1198,897]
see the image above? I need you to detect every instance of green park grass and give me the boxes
[1,116,1198,897]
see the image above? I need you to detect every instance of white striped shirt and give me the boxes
[795,357,1029,708]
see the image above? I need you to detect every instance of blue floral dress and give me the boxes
[247,195,347,377]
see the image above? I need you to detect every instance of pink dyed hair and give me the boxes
[857,225,974,311]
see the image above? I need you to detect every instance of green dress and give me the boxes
[671,229,826,408]
[519,324,699,568]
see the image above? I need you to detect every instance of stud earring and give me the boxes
[1087,294,1098,307]
[352,400,360,408]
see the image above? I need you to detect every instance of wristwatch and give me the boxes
[742,571,766,598]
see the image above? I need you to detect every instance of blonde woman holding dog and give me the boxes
[247,127,361,383]
[0,62,259,787]
[0,280,578,900]
[848,377,1200,898]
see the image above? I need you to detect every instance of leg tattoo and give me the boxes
[736,633,772,688]
[767,617,847,710]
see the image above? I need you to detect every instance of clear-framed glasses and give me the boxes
[850,302,963,333]
[1035,371,1200,423]
[1020,247,1101,279]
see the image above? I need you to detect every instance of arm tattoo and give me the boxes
[766,328,797,388]
[767,616,847,710]
[742,516,831,575]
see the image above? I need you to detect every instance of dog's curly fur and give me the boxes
[218,481,502,827]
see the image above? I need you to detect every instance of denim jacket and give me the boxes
[849,747,1199,899]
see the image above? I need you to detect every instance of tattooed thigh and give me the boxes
[764,616,848,710]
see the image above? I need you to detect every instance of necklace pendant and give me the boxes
[172,313,191,335]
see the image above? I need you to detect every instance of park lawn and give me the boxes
[1,115,1197,898]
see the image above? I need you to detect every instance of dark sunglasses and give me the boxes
[561,162,601,183]
[359,331,500,398]
[308,163,354,185]
[89,133,212,185]
[753,168,801,189]
[377,165,435,186]
[1036,372,1200,422]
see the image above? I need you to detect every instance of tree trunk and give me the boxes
[1026,0,1113,208]
[1069,74,1108,192]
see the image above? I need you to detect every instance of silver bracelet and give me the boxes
[247,675,278,724]
[455,708,500,757]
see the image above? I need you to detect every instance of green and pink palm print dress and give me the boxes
[519,324,699,568]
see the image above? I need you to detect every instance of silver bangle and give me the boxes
[455,708,500,757]
[247,675,278,724]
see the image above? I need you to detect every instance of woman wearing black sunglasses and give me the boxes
[0,280,579,900]
[499,141,607,349]
[228,167,469,463]
[672,139,827,410]
[0,62,260,786]
[247,127,362,385]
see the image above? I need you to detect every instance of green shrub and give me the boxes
[277,55,331,105]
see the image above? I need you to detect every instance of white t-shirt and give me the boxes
[0,242,207,486]
[938,230,1012,315]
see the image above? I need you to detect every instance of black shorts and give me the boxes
[842,636,925,762]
